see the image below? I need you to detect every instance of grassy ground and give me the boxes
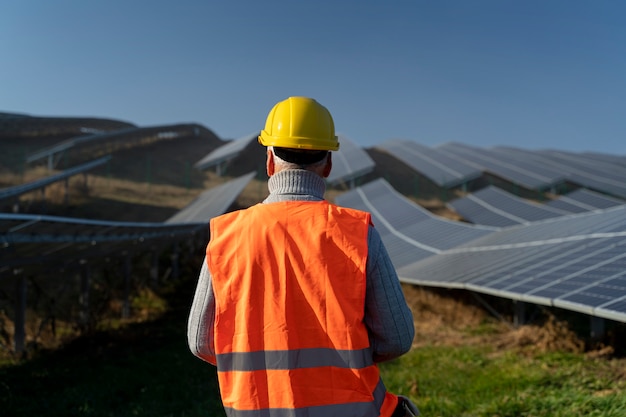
[385,345,626,416]
[2,278,626,417]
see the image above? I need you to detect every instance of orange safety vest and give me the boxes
[208,201,399,417]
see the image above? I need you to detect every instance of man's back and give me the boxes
[208,201,395,415]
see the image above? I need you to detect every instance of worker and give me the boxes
[187,96,418,417]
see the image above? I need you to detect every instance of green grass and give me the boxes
[2,279,626,417]
[4,330,626,417]
[381,346,626,417]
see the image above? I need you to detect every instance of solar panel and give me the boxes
[335,178,495,268]
[165,172,256,224]
[1,212,206,269]
[546,188,625,213]
[376,140,482,188]
[194,133,257,170]
[579,151,626,169]
[448,185,570,226]
[26,127,139,163]
[447,195,520,227]
[514,149,626,198]
[438,143,564,190]
[26,124,205,167]
[396,205,626,323]
[0,156,111,200]
[489,146,569,187]
[326,135,375,186]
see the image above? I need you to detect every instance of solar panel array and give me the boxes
[440,142,626,198]
[194,132,257,170]
[376,139,482,187]
[1,212,205,270]
[336,177,626,324]
[447,185,571,227]
[26,124,208,168]
[535,149,626,198]
[165,172,256,224]
[397,206,626,323]
[3,172,258,269]
[545,188,625,213]
[0,156,111,201]
[26,127,139,164]
[335,178,496,268]
[438,142,566,191]
[326,135,376,186]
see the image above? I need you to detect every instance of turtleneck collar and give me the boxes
[263,169,327,203]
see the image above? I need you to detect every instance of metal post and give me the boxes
[79,261,90,328]
[123,253,131,319]
[40,187,46,214]
[14,270,26,354]
[150,250,159,289]
[514,300,526,327]
[64,178,70,205]
[171,242,180,281]
[590,316,605,339]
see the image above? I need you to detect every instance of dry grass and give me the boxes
[402,284,597,357]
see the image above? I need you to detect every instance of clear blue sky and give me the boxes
[2,1,625,154]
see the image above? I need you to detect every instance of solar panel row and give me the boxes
[165,172,256,224]
[377,140,626,199]
[2,172,257,269]
[325,135,375,186]
[545,188,625,212]
[194,133,257,170]
[376,139,482,187]
[0,156,111,201]
[449,188,541,225]
[398,206,626,323]
[439,142,564,190]
[335,178,496,268]
[448,186,625,227]
[337,177,626,324]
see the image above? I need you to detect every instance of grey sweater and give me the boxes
[187,169,415,364]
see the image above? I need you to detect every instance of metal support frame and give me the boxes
[514,300,526,327]
[469,291,515,329]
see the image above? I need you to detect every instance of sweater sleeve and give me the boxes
[364,226,415,362]
[187,256,217,365]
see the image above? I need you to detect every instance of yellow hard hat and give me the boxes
[258,96,340,151]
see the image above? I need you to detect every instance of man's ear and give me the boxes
[266,149,275,176]
[322,152,332,178]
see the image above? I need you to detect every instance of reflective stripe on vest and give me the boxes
[208,201,398,416]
